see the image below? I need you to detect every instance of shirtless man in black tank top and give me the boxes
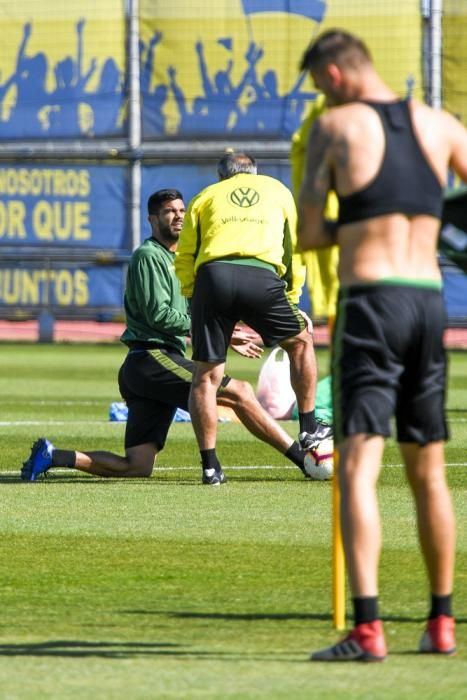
[297,29,467,661]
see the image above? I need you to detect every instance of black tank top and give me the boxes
[337,99,443,226]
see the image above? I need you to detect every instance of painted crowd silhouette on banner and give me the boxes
[140,32,316,138]
[0,20,124,139]
[0,17,321,140]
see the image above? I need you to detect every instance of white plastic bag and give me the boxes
[256,347,296,419]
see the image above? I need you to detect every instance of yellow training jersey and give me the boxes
[290,95,340,319]
[175,173,306,303]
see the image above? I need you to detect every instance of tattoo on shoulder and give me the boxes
[334,137,349,168]
[301,119,333,206]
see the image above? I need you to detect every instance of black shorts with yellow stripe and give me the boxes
[118,346,230,449]
[332,283,448,445]
[190,260,306,362]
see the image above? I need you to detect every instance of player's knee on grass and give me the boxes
[124,462,153,478]
[125,444,157,477]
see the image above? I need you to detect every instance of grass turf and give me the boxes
[0,342,466,699]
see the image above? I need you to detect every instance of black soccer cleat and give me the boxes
[298,422,333,450]
[202,468,227,486]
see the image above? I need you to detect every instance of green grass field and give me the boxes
[0,342,466,699]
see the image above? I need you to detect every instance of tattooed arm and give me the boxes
[297,115,338,250]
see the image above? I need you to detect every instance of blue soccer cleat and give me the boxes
[21,438,55,481]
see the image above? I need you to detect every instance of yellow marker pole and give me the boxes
[332,449,346,629]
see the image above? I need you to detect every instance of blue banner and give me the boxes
[0,262,125,309]
[0,164,128,250]
[442,266,467,320]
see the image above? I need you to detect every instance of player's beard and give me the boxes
[159,222,180,244]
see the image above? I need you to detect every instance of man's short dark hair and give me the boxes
[147,189,184,216]
[217,152,257,180]
[300,29,372,72]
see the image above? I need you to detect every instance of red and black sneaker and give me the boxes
[419,615,456,655]
[311,620,387,662]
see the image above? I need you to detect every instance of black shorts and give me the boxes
[190,261,305,362]
[332,284,448,445]
[118,347,230,449]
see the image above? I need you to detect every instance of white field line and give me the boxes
[18,401,102,405]
[1,463,466,477]
[0,421,112,426]
[2,417,467,426]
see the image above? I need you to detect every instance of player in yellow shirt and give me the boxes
[175,151,332,485]
[290,94,339,324]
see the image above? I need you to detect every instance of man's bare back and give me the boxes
[298,59,467,285]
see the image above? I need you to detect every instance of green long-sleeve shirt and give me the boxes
[121,237,191,354]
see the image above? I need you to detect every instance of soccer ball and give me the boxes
[303,437,334,480]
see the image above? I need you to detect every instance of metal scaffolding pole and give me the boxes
[423,0,443,109]
[127,0,142,250]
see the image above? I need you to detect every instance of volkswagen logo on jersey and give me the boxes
[229,187,260,208]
